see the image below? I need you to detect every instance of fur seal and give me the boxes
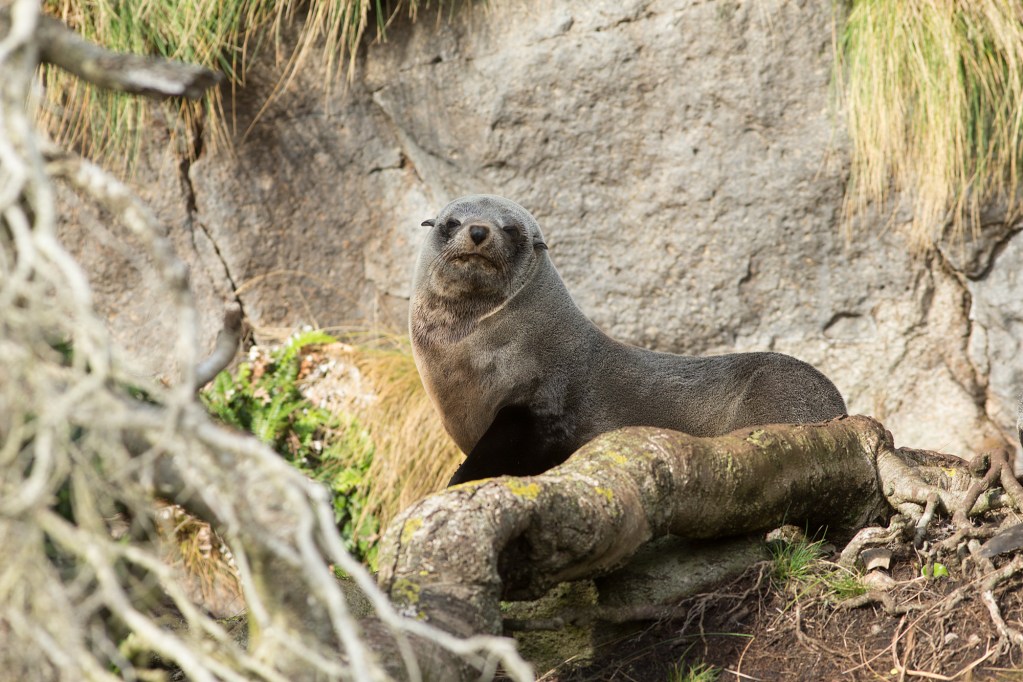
[410,195,847,485]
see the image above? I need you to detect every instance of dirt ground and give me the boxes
[539,526,1023,681]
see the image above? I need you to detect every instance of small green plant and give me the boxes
[769,535,867,606]
[828,569,868,600]
[921,562,949,580]
[668,661,719,682]
[769,535,826,585]
[202,329,379,566]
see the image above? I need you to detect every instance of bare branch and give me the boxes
[0,8,223,99]
[194,303,244,389]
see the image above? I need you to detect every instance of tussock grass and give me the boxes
[339,334,462,531]
[838,0,1023,246]
[42,0,245,164]
[39,0,465,167]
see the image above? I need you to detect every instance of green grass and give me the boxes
[769,535,867,604]
[668,661,719,682]
[769,535,827,585]
[838,0,1023,246]
[39,0,469,168]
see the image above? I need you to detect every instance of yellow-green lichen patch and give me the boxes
[598,449,630,466]
[391,577,422,606]
[400,517,423,545]
[506,480,541,500]
[746,429,771,448]
[594,486,614,503]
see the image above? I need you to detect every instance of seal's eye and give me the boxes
[438,218,461,240]
[502,225,519,237]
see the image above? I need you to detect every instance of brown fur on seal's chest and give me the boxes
[410,195,847,486]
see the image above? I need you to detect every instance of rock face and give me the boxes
[60,0,1022,454]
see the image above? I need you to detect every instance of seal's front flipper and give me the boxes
[447,405,573,486]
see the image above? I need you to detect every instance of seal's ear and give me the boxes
[533,239,548,250]
[421,218,436,227]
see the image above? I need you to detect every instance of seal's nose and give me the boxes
[469,224,489,245]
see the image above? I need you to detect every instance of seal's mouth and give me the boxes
[448,253,496,267]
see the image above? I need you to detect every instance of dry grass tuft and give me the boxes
[301,334,462,532]
[350,337,462,529]
[159,504,244,618]
[39,0,467,168]
[838,0,1023,246]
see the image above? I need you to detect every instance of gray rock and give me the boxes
[61,0,1021,455]
[965,225,1023,442]
[56,122,233,379]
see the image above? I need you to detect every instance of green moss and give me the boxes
[502,581,598,675]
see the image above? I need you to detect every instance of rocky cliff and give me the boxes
[61,0,1023,455]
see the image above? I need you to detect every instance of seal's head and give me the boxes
[413,195,548,304]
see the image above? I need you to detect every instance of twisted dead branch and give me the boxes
[0,4,530,680]
[1,6,223,99]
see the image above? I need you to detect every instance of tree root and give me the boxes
[379,417,892,644]
[980,555,1023,649]
[373,415,1023,678]
[839,515,909,568]
[833,435,1023,675]
[837,590,919,615]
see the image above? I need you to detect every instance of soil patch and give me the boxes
[541,532,1023,681]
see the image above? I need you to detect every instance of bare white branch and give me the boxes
[0,1,530,679]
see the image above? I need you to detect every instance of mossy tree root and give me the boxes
[375,414,1023,679]
[378,417,903,643]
